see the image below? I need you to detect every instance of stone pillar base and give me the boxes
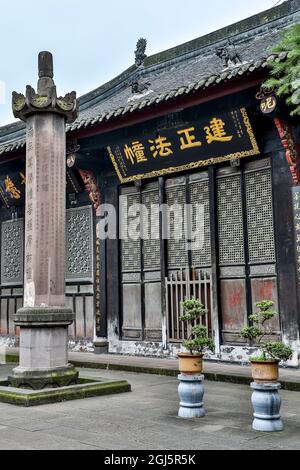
[10,307,77,391]
[94,340,109,355]
[178,374,205,419]
[251,382,284,432]
[8,364,78,390]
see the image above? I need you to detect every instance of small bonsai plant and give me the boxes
[240,300,293,363]
[180,300,215,356]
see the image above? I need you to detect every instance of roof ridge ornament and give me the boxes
[12,51,78,124]
[135,38,147,67]
[216,41,242,69]
[131,80,151,95]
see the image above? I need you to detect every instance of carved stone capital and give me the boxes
[12,87,78,123]
[12,51,78,124]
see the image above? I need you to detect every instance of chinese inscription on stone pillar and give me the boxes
[12,51,78,308]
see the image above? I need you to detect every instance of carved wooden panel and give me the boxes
[251,278,280,331]
[190,179,211,267]
[220,279,247,335]
[120,192,141,272]
[217,175,245,265]
[122,284,142,340]
[246,169,276,263]
[142,188,160,270]
[166,184,188,269]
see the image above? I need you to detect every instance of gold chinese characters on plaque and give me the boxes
[107,108,260,184]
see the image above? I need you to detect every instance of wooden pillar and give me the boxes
[208,166,221,354]
[159,177,168,349]
[105,175,121,342]
[272,149,300,347]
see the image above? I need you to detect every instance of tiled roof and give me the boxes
[0,139,25,156]
[68,53,287,132]
[0,0,299,156]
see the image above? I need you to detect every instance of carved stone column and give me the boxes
[9,52,79,390]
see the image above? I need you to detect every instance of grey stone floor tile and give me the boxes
[0,365,299,450]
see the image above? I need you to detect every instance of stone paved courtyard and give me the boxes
[0,365,299,450]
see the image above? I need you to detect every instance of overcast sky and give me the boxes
[0,0,284,126]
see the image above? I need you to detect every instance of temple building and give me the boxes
[0,1,299,363]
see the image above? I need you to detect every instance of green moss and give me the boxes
[0,379,131,407]
[3,354,19,364]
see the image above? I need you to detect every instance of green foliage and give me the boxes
[240,326,263,342]
[179,300,207,323]
[264,342,294,362]
[250,355,271,363]
[256,300,276,311]
[180,300,215,355]
[239,300,294,363]
[264,24,300,116]
[192,325,209,338]
[183,337,215,355]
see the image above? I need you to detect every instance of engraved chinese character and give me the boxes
[26,254,33,265]
[26,235,33,248]
[177,128,202,150]
[28,188,33,200]
[149,136,173,158]
[205,118,233,144]
[27,126,33,138]
[124,141,148,164]
[27,219,33,231]
[28,158,33,169]
[26,267,32,279]
[27,203,33,216]
[5,176,21,200]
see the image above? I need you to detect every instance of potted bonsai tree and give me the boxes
[240,300,293,383]
[178,299,215,375]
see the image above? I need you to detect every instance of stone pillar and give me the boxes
[9,52,79,390]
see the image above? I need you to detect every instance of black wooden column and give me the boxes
[159,177,168,349]
[272,149,300,342]
[98,173,107,338]
[208,166,221,353]
[105,175,121,340]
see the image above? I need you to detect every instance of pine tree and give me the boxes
[265,24,300,116]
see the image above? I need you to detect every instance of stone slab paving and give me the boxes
[0,365,299,450]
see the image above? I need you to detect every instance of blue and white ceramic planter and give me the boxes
[178,374,205,419]
[251,382,284,432]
